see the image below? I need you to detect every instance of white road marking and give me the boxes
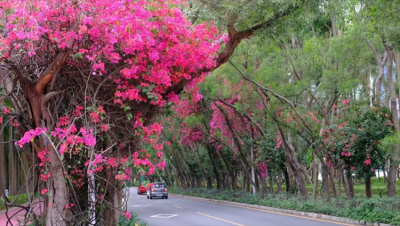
[150,214,178,218]
[132,204,152,208]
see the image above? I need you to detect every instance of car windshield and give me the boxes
[153,183,166,188]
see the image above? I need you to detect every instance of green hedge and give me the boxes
[0,194,29,211]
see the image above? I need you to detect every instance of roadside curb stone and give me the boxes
[170,193,394,226]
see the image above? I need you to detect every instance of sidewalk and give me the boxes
[0,200,43,226]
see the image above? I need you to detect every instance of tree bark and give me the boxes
[268,175,274,194]
[104,175,123,226]
[340,166,352,200]
[283,166,290,193]
[0,129,5,196]
[8,125,17,195]
[321,165,331,201]
[328,168,337,197]
[261,176,267,194]
[312,156,319,200]
[385,45,400,197]
[366,39,386,106]
[365,177,372,198]
[276,175,282,193]
[346,172,354,197]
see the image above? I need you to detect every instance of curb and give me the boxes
[170,194,394,226]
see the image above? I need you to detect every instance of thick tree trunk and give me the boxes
[197,177,202,188]
[385,45,400,197]
[276,175,282,193]
[206,177,212,190]
[300,165,312,184]
[104,175,123,226]
[242,174,246,191]
[328,169,337,197]
[231,172,237,190]
[321,165,331,201]
[294,170,307,198]
[346,173,354,197]
[365,177,372,198]
[366,39,386,106]
[312,157,319,200]
[255,172,260,192]
[268,175,274,194]
[246,174,251,192]
[45,146,71,226]
[340,167,352,200]
[261,176,267,194]
[283,167,290,193]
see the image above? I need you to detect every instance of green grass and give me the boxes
[169,186,400,226]
[269,177,400,196]
[0,194,29,211]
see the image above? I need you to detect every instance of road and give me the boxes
[127,187,356,226]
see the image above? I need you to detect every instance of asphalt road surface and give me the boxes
[127,187,357,226]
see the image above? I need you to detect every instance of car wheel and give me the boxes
[150,196,153,199]
[165,196,168,199]
[147,195,149,199]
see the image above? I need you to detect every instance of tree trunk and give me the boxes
[246,174,251,192]
[268,175,274,194]
[261,176,267,194]
[207,177,212,190]
[365,177,372,198]
[321,165,331,201]
[312,156,319,200]
[231,171,237,190]
[45,146,71,226]
[283,167,290,193]
[255,171,260,192]
[0,129,5,196]
[385,45,400,197]
[104,175,123,226]
[8,125,17,195]
[276,175,282,193]
[340,167,352,200]
[346,172,354,197]
[328,168,337,197]
[383,163,387,182]
[366,39,386,106]
[197,177,202,188]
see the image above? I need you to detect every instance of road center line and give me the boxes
[176,195,355,226]
[197,212,245,226]
[156,201,163,203]
[173,205,183,209]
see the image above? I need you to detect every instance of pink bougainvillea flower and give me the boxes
[41,188,48,195]
[100,124,109,132]
[4,108,11,114]
[125,212,131,219]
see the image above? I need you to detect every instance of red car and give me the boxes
[137,183,152,194]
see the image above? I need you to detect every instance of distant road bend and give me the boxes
[127,187,357,226]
